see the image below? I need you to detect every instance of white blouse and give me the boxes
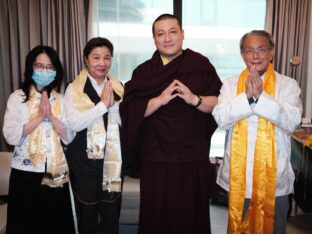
[2,89,75,173]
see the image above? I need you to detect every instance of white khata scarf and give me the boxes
[71,69,124,192]
[27,86,69,187]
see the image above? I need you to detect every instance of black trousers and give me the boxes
[6,168,75,234]
[70,172,122,234]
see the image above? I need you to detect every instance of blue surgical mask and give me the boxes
[32,70,56,87]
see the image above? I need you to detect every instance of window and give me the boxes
[183,0,266,80]
[92,0,173,82]
[92,0,266,157]
[182,0,266,157]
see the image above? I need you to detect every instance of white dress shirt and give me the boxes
[212,71,303,198]
[64,74,121,133]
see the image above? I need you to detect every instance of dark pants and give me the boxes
[6,168,75,234]
[70,172,122,234]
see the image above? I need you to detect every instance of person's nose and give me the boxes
[164,32,171,42]
[252,50,260,58]
[99,58,107,66]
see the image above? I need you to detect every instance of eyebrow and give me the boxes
[90,53,112,57]
[156,27,178,32]
[244,45,268,49]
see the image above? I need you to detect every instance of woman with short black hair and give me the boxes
[64,37,124,234]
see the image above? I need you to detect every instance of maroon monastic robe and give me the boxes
[120,49,222,234]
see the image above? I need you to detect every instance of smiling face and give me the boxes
[85,46,112,83]
[153,18,184,62]
[241,35,274,74]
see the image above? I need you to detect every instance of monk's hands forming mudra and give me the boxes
[246,65,263,99]
[174,80,200,106]
[144,80,178,117]
[154,79,198,107]
[144,79,214,117]
[158,80,179,106]
[101,80,115,108]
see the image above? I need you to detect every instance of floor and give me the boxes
[1,175,311,234]
[119,203,312,234]
[118,170,312,234]
[1,203,312,233]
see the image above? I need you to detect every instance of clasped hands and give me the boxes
[39,91,54,121]
[37,91,65,137]
[246,65,263,99]
[158,79,199,106]
[101,80,115,108]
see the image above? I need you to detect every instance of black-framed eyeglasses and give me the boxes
[33,63,56,73]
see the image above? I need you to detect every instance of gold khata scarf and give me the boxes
[228,63,277,234]
[28,86,69,187]
[71,69,124,192]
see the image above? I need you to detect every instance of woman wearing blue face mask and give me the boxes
[3,45,76,234]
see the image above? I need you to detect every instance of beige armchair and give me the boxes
[0,152,12,234]
[119,176,140,224]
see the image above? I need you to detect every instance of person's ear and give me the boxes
[84,56,88,67]
[269,48,275,62]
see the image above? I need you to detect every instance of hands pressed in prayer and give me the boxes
[246,65,263,99]
[39,91,50,121]
[101,81,115,108]
[39,90,67,139]
[24,91,65,138]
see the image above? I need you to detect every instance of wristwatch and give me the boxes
[195,95,202,107]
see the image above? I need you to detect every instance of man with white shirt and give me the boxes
[212,30,302,234]
[64,37,124,234]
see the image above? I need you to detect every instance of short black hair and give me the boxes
[240,30,275,53]
[152,13,182,36]
[21,45,64,102]
[83,37,114,59]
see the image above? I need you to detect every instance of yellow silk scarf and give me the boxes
[304,134,312,147]
[228,63,277,234]
[71,69,124,192]
[28,86,69,187]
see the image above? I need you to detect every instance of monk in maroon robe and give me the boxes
[120,14,222,234]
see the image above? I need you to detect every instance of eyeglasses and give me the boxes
[33,63,56,73]
[243,47,271,57]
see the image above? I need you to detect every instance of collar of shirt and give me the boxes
[87,73,107,96]
[160,55,170,65]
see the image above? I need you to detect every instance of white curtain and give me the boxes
[87,0,99,39]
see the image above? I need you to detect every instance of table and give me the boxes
[291,132,312,213]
